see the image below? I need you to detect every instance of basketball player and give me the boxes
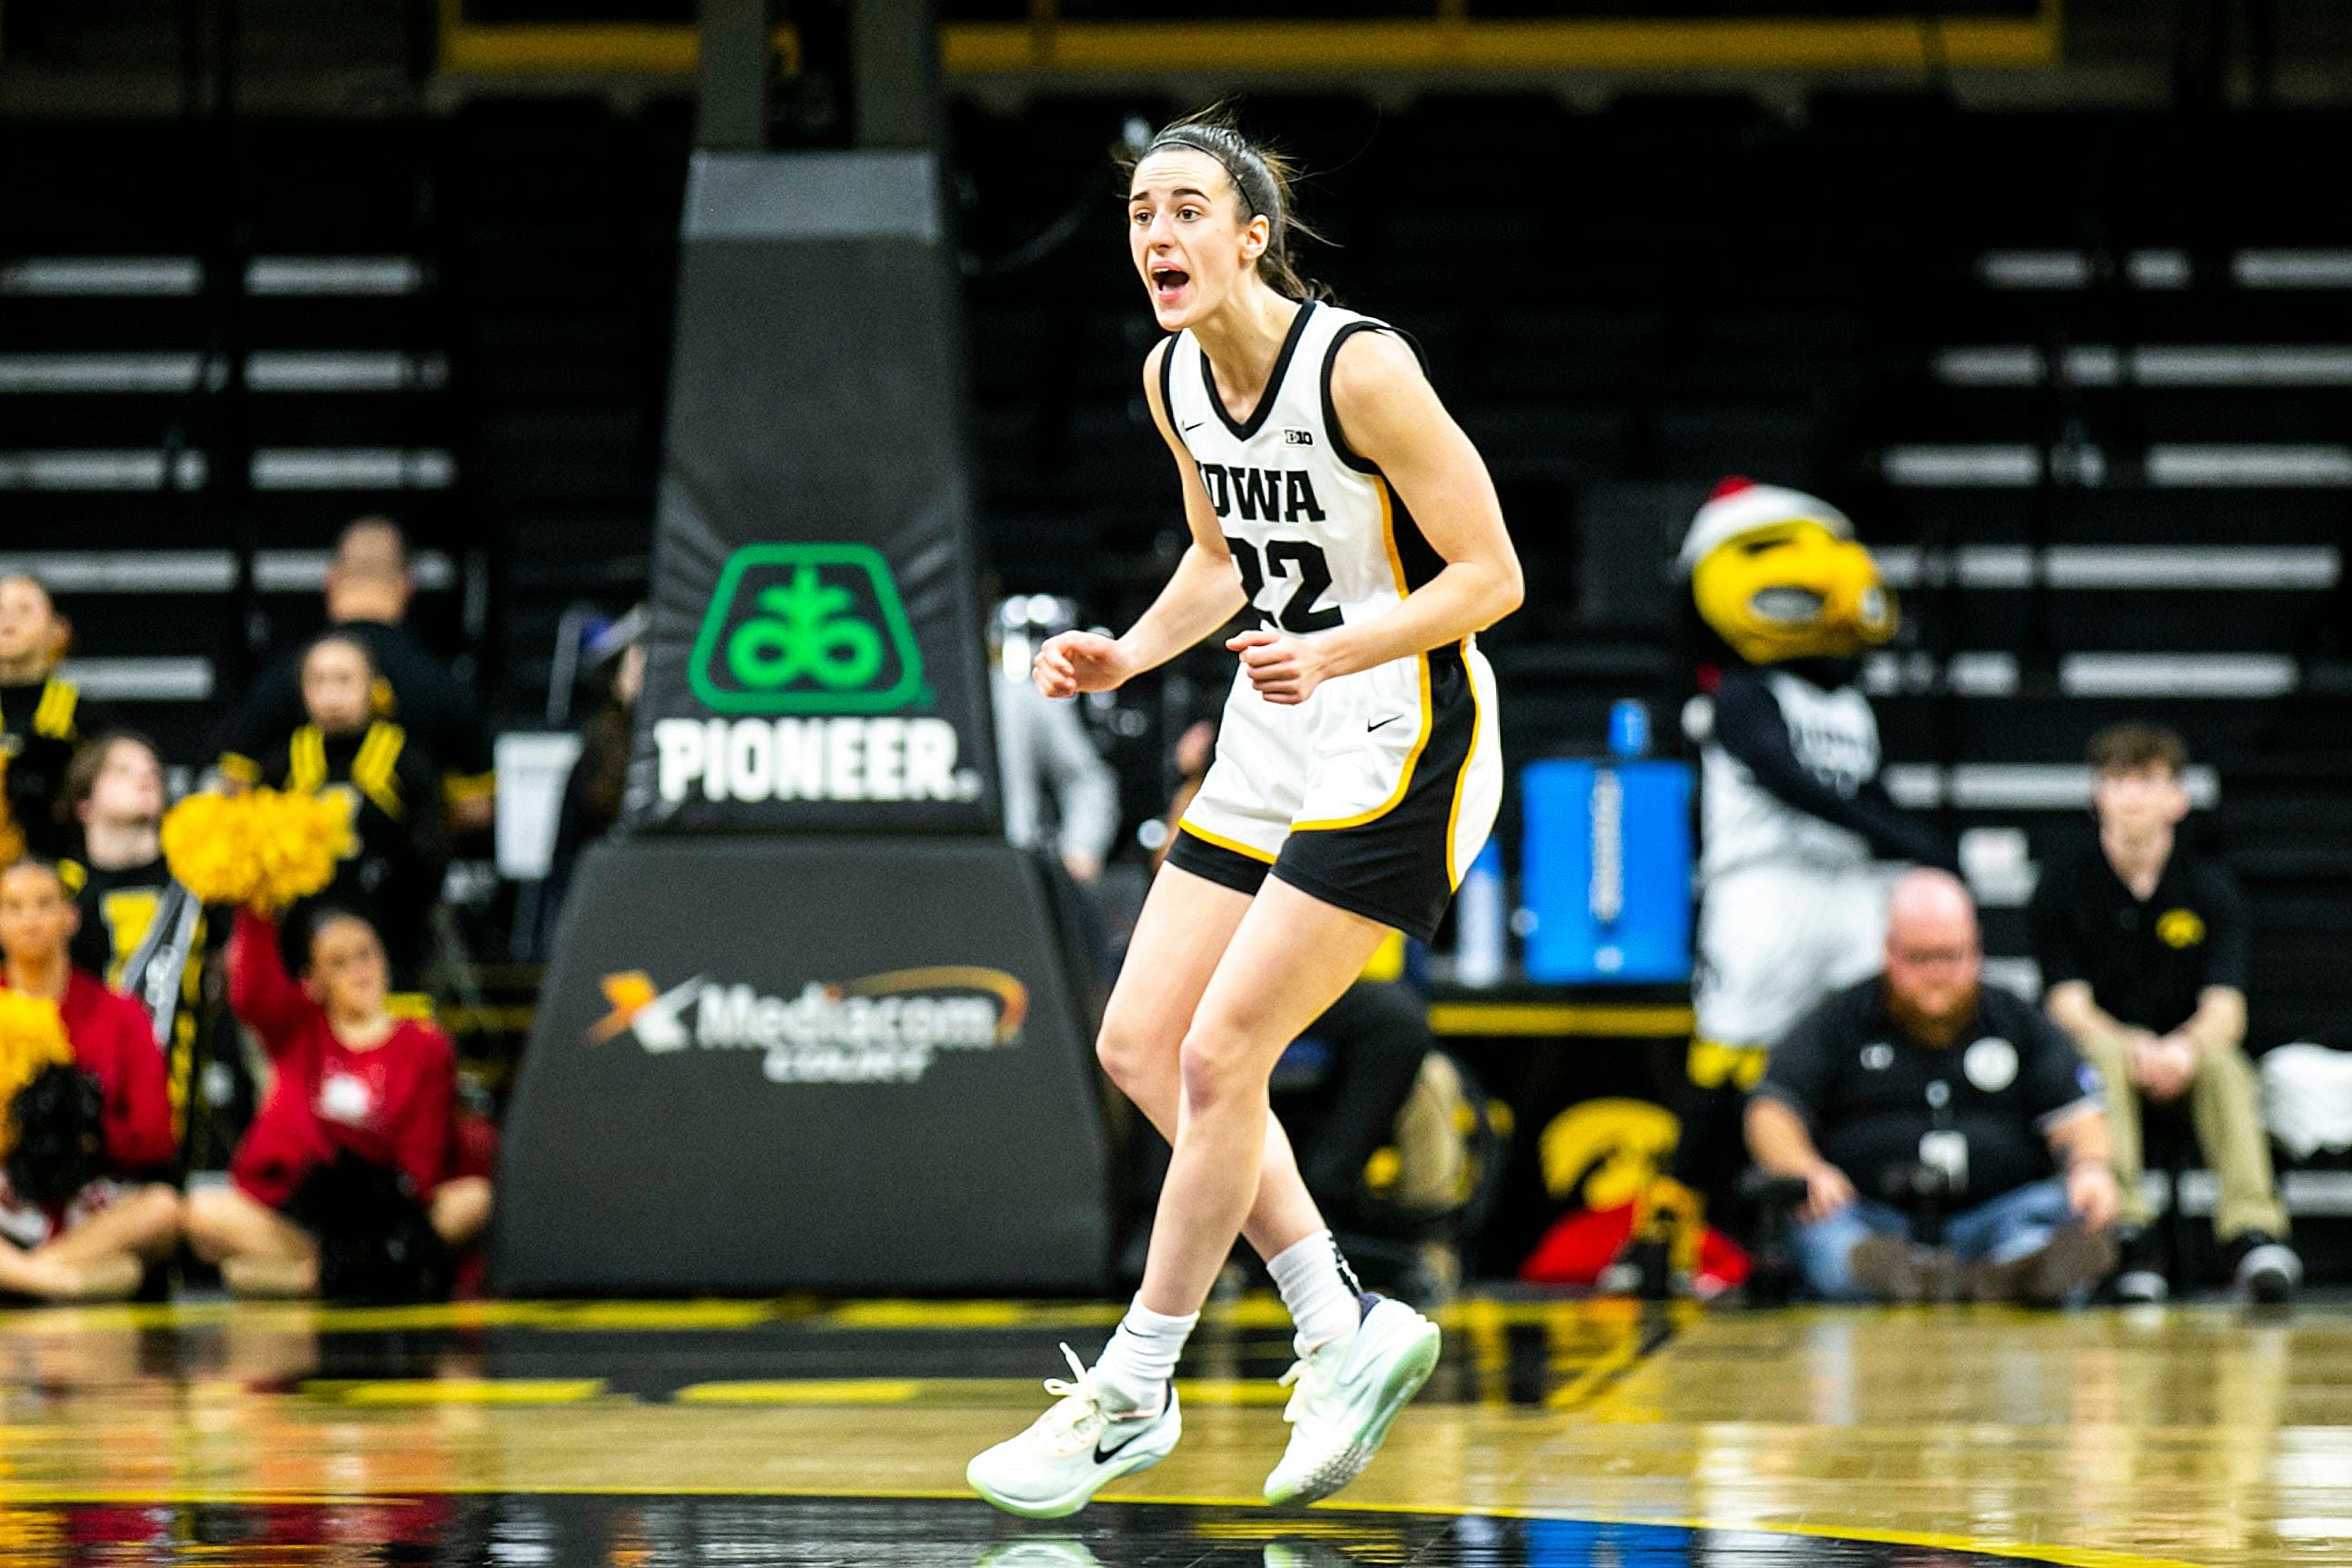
[967,112,1520,1518]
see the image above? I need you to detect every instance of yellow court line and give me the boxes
[302,1379,609,1405]
[1171,1377,1292,1407]
[546,1299,802,1330]
[0,1481,2198,1568]
[676,1375,1290,1406]
[1429,1001,1694,1037]
[0,1292,1712,1339]
[676,1380,928,1405]
[0,1297,824,1335]
[822,1300,1128,1330]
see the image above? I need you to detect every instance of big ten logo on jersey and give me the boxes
[654,542,978,806]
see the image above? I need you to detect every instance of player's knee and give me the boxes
[1094,1013,1166,1097]
[1176,1027,1263,1118]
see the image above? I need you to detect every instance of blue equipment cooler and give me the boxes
[1520,759,1692,983]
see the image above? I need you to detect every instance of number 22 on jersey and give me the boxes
[1227,537,1341,634]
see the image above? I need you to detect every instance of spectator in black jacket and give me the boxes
[262,634,449,996]
[538,611,644,950]
[2031,721,2297,1305]
[215,519,495,833]
[0,575,107,862]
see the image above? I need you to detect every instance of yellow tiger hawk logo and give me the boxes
[2157,908,2207,948]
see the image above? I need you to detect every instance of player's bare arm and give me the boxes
[1228,330,1522,706]
[1032,339,1245,700]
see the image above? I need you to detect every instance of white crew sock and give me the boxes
[1267,1229,1365,1355]
[1091,1297,1196,1416]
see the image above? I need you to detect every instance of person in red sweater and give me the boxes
[184,903,491,1296]
[0,858,180,1300]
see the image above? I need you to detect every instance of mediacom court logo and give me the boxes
[589,966,1027,1084]
[655,542,978,804]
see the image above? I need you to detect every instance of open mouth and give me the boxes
[1150,265,1190,304]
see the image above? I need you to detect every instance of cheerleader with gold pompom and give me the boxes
[0,858,180,1301]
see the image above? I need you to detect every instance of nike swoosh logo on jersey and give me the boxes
[1366,716,1401,733]
[1180,421,1204,432]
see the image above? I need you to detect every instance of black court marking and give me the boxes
[1548,1306,1678,1414]
[0,1494,2094,1566]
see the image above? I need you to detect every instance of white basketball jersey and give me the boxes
[1162,299,1503,903]
[1163,300,1447,635]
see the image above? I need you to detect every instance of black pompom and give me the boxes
[5,1065,106,1210]
[283,1152,450,1304]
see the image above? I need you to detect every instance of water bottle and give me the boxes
[1455,839,1506,988]
[1608,698,1651,759]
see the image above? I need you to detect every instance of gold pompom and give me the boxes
[162,788,356,911]
[160,792,247,906]
[0,990,74,1159]
[246,788,355,908]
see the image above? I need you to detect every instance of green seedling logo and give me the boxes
[688,543,927,714]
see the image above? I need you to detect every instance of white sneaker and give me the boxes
[967,1345,1181,1519]
[1263,1295,1441,1506]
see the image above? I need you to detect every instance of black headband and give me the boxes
[1145,130,1285,262]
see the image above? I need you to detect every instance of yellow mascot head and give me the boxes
[1678,477,1897,666]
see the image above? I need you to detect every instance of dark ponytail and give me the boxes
[1122,106,1330,302]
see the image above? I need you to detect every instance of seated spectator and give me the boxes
[216,518,496,832]
[2031,721,2298,1304]
[263,633,449,992]
[62,730,250,1172]
[184,903,490,1299]
[1287,933,1439,1223]
[0,574,108,862]
[539,610,644,951]
[0,859,180,1300]
[1745,868,2121,1305]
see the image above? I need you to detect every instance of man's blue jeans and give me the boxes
[1793,1177,2076,1302]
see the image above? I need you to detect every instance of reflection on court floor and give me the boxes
[0,1295,2341,1566]
[0,1495,2096,1566]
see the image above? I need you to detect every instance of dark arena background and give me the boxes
[2,1,2351,1563]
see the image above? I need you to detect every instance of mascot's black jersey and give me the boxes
[1703,661,1954,879]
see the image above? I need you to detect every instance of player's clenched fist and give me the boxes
[1227,628,1332,706]
[1033,630,1135,698]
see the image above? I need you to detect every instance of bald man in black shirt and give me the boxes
[1749,869,2119,1305]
